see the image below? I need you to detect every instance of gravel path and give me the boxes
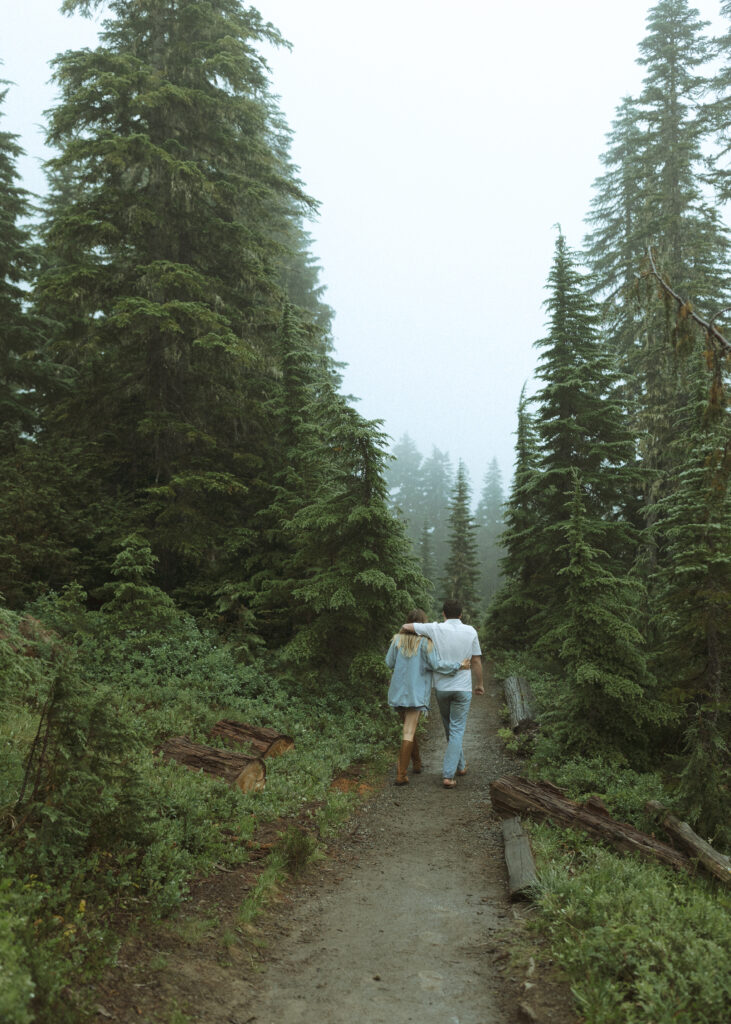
[250,683,534,1024]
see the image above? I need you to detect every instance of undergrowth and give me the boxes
[0,591,392,1023]
[528,823,731,1024]
[493,650,731,1024]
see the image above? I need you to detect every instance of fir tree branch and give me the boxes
[646,246,731,357]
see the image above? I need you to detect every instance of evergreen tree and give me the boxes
[651,402,731,842]
[584,95,648,412]
[706,0,731,206]
[530,233,638,643]
[385,433,424,551]
[474,457,505,606]
[586,0,728,578]
[538,471,663,763]
[441,461,480,621]
[484,386,541,651]
[246,303,338,649]
[0,79,44,451]
[418,519,438,613]
[420,446,454,579]
[282,406,429,692]
[101,533,180,633]
[35,0,322,604]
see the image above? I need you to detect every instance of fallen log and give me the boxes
[645,800,731,887]
[156,736,266,793]
[501,816,539,899]
[209,720,294,758]
[490,775,691,873]
[503,676,537,733]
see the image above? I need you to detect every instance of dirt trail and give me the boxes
[95,684,576,1024]
[247,686,573,1024]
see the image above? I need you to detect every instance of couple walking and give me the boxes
[385,599,483,788]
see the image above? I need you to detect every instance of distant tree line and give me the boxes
[385,437,505,620]
[487,0,730,846]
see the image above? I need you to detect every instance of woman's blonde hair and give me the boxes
[393,608,432,658]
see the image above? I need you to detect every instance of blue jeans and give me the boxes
[435,689,472,779]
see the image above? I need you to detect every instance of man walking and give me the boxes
[401,599,483,788]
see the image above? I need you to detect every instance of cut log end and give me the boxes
[235,759,267,793]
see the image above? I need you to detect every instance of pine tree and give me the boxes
[418,519,438,613]
[420,446,454,580]
[0,80,38,452]
[101,533,180,633]
[651,402,731,842]
[474,457,505,606]
[35,0,322,603]
[530,233,638,643]
[246,303,336,648]
[385,433,424,551]
[586,1,728,579]
[282,405,429,693]
[441,462,480,621]
[484,386,541,651]
[539,471,663,763]
[706,1,731,206]
[584,95,648,412]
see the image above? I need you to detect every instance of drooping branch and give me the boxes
[646,247,731,357]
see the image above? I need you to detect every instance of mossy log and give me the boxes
[501,816,539,899]
[490,775,691,873]
[503,676,537,733]
[156,736,266,793]
[645,800,731,887]
[209,720,294,757]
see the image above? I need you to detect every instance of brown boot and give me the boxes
[395,740,414,785]
[411,736,422,774]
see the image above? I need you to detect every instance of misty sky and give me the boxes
[2,0,726,497]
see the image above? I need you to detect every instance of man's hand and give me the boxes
[400,622,417,634]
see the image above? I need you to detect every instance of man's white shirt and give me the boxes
[413,619,481,692]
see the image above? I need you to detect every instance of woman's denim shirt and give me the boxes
[385,635,462,711]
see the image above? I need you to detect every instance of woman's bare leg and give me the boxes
[401,708,420,741]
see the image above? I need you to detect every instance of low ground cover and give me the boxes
[493,652,731,1024]
[0,594,394,1023]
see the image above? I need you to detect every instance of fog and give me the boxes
[2,0,725,492]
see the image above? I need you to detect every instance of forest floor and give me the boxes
[90,682,578,1024]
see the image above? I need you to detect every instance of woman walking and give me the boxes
[385,608,466,785]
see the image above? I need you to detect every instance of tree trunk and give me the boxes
[490,775,691,873]
[503,676,537,733]
[501,816,539,899]
[156,736,266,793]
[645,801,731,887]
[208,720,295,757]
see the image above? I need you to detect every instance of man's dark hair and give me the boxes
[442,598,462,619]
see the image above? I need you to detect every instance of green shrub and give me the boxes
[530,824,731,1024]
[1,594,394,1022]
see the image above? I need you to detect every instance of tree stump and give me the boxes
[501,816,539,899]
[490,775,691,873]
[645,800,731,887]
[156,736,266,793]
[208,720,294,757]
[503,676,537,733]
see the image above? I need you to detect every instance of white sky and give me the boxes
[1,0,727,493]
